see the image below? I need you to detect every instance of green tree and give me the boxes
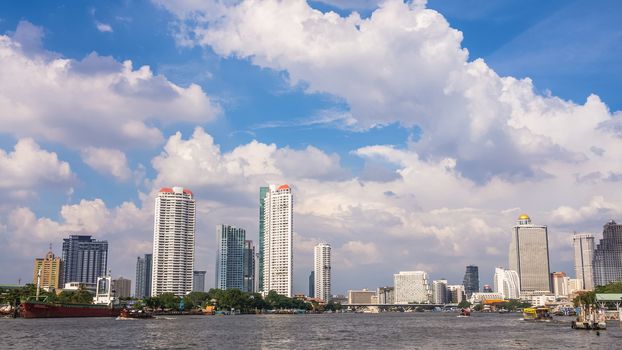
[457,300,471,309]
[184,292,209,310]
[159,293,180,309]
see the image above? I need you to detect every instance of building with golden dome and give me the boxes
[508,214,551,293]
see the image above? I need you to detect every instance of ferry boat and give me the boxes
[522,307,552,322]
[117,308,153,320]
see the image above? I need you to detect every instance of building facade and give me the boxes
[216,225,245,290]
[447,285,465,304]
[262,184,293,297]
[151,187,196,296]
[112,277,131,298]
[33,249,63,291]
[572,233,595,291]
[243,240,255,293]
[314,243,331,302]
[493,267,520,299]
[193,271,206,292]
[308,271,315,297]
[61,235,108,285]
[509,214,551,292]
[394,271,431,304]
[377,286,395,304]
[551,272,569,298]
[593,220,622,286]
[258,186,269,292]
[463,265,479,297]
[135,254,152,299]
[432,280,448,304]
[347,289,376,304]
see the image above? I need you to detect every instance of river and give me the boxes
[1,312,620,349]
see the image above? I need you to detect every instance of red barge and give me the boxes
[20,301,121,318]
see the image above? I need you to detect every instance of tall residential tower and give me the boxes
[61,235,108,285]
[509,214,551,292]
[151,187,196,296]
[216,225,246,290]
[593,220,622,286]
[134,253,152,299]
[572,233,595,290]
[261,184,293,297]
[243,240,255,293]
[463,265,479,297]
[314,243,331,302]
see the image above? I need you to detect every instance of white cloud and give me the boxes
[0,21,220,150]
[81,147,132,181]
[0,138,73,192]
[95,22,113,33]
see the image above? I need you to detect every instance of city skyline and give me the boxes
[1,0,622,295]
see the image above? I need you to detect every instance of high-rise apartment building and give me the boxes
[572,233,595,290]
[463,265,479,297]
[493,267,520,299]
[243,240,255,293]
[262,184,293,297]
[135,254,152,299]
[377,286,395,304]
[593,220,622,286]
[112,277,131,298]
[151,187,196,296]
[314,243,331,302]
[509,214,551,292]
[308,271,315,297]
[394,271,431,304]
[447,285,465,304]
[193,271,206,292]
[432,280,448,304]
[258,186,269,292]
[216,225,245,290]
[33,249,62,291]
[62,235,108,285]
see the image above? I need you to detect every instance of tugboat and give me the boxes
[522,307,553,322]
[117,308,154,320]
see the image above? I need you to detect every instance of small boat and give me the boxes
[522,307,552,322]
[457,308,471,317]
[571,307,606,330]
[117,308,154,320]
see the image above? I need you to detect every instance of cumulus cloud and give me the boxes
[0,21,220,149]
[81,147,132,181]
[95,22,113,33]
[0,138,73,193]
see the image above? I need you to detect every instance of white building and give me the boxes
[151,187,196,296]
[509,214,551,292]
[567,278,582,295]
[262,184,293,297]
[394,271,431,304]
[314,243,331,302]
[469,292,504,304]
[572,233,595,290]
[551,272,569,298]
[493,267,520,299]
[432,280,448,304]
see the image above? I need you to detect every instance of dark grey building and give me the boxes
[193,270,206,292]
[61,235,108,285]
[243,240,255,293]
[593,220,622,286]
[309,271,315,297]
[463,265,479,297]
[135,254,152,299]
[216,225,246,290]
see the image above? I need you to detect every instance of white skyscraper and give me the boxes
[314,243,331,302]
[493,267,520,299]
[394,271,431,304]
[509,214,551,292]
[572,233,595,290]
[262,184,293,297]
[151,187,196,296]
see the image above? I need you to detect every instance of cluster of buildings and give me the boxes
[25,199,622,307]
[343,214,622,307]
[29,184,333,304]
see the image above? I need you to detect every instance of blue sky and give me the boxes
[1,0,621,294]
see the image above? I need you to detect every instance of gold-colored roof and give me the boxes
[518,214,530,220]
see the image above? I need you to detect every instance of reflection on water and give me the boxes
[2,313,621,349]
